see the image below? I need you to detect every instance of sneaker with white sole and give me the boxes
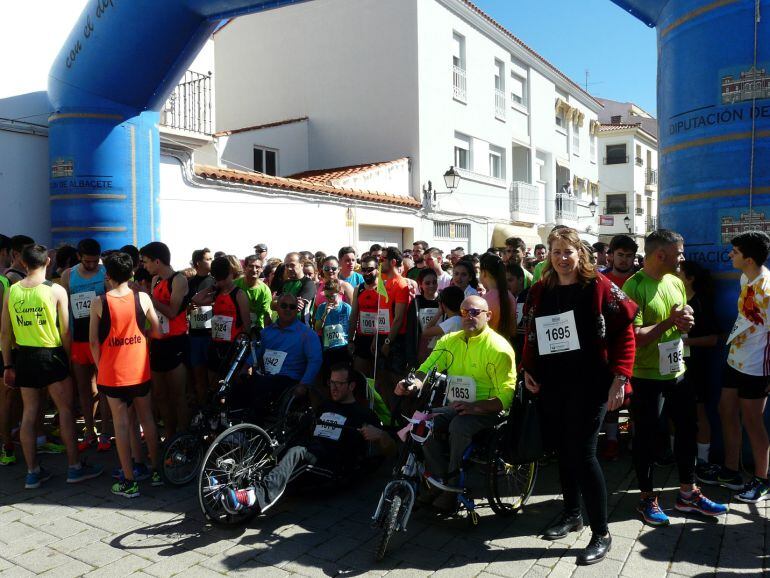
[736,477,770,504]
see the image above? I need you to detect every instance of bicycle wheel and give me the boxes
[198,423,276,526]
[375,493,401,561]
[486,427,538,516]
[161,432,205,486]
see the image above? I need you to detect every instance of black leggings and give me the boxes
[631,377,696,493]
[252,446,316,510]
[542,391,609,535]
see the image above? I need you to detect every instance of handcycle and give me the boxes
[160,333,307,486]
[370,367,539,561]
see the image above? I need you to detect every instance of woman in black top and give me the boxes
[405,269,439,367]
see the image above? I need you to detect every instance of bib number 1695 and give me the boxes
[545,326,571,340]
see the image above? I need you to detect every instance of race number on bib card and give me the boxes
[359,312,377,335]
[190,306,213,329]
[447,376,477,403]
[212,315,234,341]
[535,311,580,354]
[418,308,439,331]
[323,324,346,349]
[71,291,96,319]
[313,412,347,441]
[377,310,391,334]
[263,349,287,375]
[157,313,170,335]
[658,339,684,375]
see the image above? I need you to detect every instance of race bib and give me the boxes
[535,311,580,354]
[313,412,346,441]
[446,376,477,403]
[323,323,346,349]
[157,312,170,335]
[418,308,439,331]
[249,312,258,327]
[658,339,684,375]
[516,303,524,325]
[727,317,753,344]
[359,312,377,335]
[70,291,96,319]
[190,306,213,330]
[377,310,391,334]
[263,349,287,375]
[212,315,234,341]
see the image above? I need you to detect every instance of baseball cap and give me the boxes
[254,243,268,252]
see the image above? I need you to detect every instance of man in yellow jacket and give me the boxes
[394,295,516,511]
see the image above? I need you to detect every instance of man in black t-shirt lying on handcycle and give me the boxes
[220,362,395,513]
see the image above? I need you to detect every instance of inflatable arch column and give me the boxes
[48,0,313,250]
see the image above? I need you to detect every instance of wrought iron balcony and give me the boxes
[555,193,577,221]
[453,66,467,102]
[646,168,658,186]
[494,88,506,120]
[510,181,539,215]
[161,70,213,135]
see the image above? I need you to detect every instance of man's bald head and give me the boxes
[460,295,491,335]
[462,295,488,311]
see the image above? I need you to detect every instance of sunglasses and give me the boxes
[323,266,338,272]
[361,267,376,273]
[460,308,487,318]
[279,302,298,310]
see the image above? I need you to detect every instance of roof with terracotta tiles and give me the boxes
[598,123,644,132]
[288,158,409,185]
[459,0,603,108]
[214,117,308,137]
[194,164,422,209]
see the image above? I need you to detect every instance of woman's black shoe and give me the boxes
[543,514,583,540]
[577,533,612,565]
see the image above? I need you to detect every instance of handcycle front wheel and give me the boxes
[375,493,402,561]
[486,427,538,516]
[161,431,205,486]
[198,423,276,526]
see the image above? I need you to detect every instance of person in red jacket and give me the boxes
[521,227,637,566]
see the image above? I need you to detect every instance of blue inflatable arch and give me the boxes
[611,0,769,328]
[48,0,313,250]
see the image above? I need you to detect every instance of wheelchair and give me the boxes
[370,367,539,561]
[161,333,309,486]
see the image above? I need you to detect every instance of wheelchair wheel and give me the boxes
[161,431,204,486]
[375,493,401,561]
[198,423,276,526]
[486,427,538,516]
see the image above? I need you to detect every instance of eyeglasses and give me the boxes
[460,308,487,318]
[361,267,376,273]
[323,266,338,272]
[279,302,298,310]
[329,379,350,388]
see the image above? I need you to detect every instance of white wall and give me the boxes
[217,121,309,176]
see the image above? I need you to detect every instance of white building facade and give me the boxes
[595,99,659,244]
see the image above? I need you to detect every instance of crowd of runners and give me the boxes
[1,225,769,566]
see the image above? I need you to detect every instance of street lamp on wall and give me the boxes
[623,216,632,233]
[423,166,461,203]
[588,200,597,217]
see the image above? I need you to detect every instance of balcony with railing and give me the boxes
[635,207,644,216]
[161,70,213,135]
[555,193,577,221]
[494,89,506,120]
[646,168,658,190]
[510,181,539,221]
[647,216,658,231]
[453,66,467,102]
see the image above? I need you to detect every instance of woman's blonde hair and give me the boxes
[541,227,597,288]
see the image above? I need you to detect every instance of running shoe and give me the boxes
[151,471,163,487]
[695,461,721,486]
[67,462,104,484]
[37,441,65,455]
[0,445,16,466]
[111,479,140,499]
[77,434,97,453]
[637,496,670,526]
[25,466,52,489]
[675,488,728,516]
[111,462,151,482]
[225,487,256,511]
[716,467,744,491]
[736,478,770,504]
[96,434,112,452]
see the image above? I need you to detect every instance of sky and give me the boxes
[473,0,658,114]
[1,0,658,114]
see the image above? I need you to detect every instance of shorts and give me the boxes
[723,364,770,400]
[97,382,151,405]
[150,335,189,373]
[376,335,408,375]
[13,346,69,389]
[70,341,95,365]
[189,334,211,367]
[353,334,374,360]
[208,340,234,375]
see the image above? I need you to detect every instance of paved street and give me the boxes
[0,446,767,577]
